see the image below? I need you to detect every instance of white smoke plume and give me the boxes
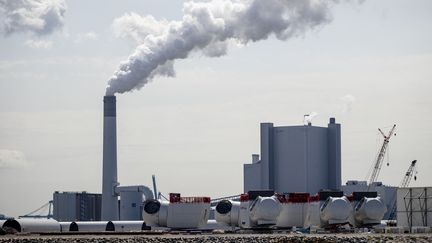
[0,0,66,36]
[113,13,169,45]
[107,0,354,95]
[304,112,318,125]
[341,94,356,113]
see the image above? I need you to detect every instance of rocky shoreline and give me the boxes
[1,234,432,243]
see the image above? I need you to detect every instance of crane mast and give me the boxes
[388,160,418,220]
[368,124,396,191]
[400,160,418,187]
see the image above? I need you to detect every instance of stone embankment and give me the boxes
[1,234,432,243]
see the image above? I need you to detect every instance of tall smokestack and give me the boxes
[102,95,119,220]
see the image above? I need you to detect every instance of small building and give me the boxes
[52,191,101,221]
[116,185,154,220]
[244,118,341,194]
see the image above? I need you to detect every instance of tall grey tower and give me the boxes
[102,95,119,220]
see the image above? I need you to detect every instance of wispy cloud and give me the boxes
[0,149,29,169]
[0,0,66,37]
[74,31,98,43]
[25,39,53,49]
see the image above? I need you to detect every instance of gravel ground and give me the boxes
[1,234,432,243]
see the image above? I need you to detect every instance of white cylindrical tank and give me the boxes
[249,196,281,225]
[354,197,387,226]
[2,219,60,233]
[110,221,149,231]
[143,194,210,229]
[215,200,240,226]
[69,221,113,232]
[320,196,351,225]
[59,221,72,232]
[142,199,169,227]
[276,193,309,228]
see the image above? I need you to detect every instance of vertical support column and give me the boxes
[260,123,274,190]
[327,117,341,191]
[102,95,119,221]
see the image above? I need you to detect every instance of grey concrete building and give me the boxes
[53,191,101,221]
[244,118,341,194]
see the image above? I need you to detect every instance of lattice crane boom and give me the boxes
[368,124,396,191]
[400,160,418,187]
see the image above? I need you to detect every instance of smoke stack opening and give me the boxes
[104,96,116,117]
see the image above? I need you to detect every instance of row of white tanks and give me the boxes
[1,191,386,233]
[0,218,150,233]
[215,191,387,229]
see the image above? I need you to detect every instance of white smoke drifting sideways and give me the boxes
[0,0,66,37]
[107,0,353,95]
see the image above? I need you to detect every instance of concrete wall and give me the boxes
[243,163,261,192]
[396,187,431,227]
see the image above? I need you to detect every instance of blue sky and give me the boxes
[0,0,431,217]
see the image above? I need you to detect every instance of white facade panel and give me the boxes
[276,203,307,227]
[167,203,210,228]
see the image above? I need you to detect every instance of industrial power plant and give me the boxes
[1,95,430,236]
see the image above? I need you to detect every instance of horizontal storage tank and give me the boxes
[110,221,150,231]
[350,192,387,227]
[304,191,351,228]
[143,199,169,227]
[276,193,309,228]
[59,221,72,232]
[143,193,210,229]
[249,196,281,225]
[215,200,240,227]
[2,219,60,233]
[320,196,351,226]
[227,190,280,229]
[68,221,113,232]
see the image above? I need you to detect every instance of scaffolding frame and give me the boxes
[401,187,431,232]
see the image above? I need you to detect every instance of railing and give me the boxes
[210,194,241,207]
